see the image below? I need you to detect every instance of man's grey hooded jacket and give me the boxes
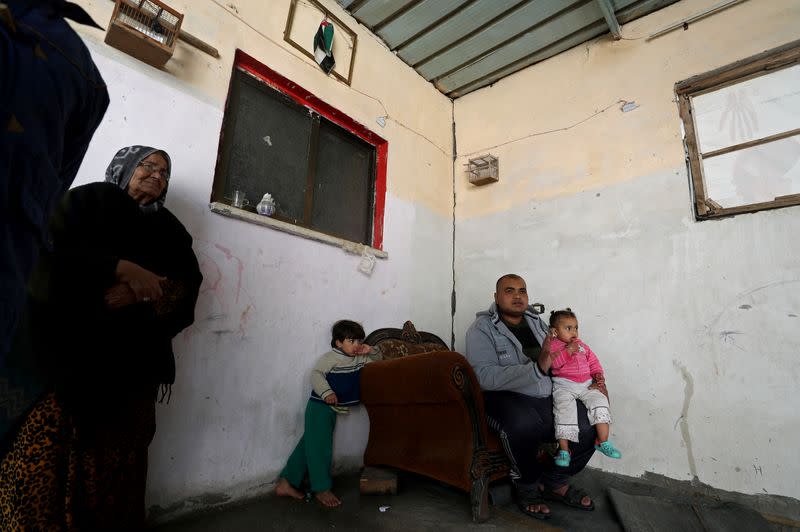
[465,302,552,398]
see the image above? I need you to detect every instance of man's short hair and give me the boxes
[496,273,524,292]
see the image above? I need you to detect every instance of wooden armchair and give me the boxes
[360,321,510,522]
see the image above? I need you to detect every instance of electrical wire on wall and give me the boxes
[458,99,635,159]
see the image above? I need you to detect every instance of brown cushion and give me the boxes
[377,339,447,360]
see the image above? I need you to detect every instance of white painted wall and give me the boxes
[70,0,454,520]
[453,0,800,499]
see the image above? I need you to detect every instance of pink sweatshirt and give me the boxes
[550,339,604,383]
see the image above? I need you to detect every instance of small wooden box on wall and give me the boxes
[467,155,499,186]
[105,0,183,68]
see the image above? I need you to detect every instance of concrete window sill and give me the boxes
[208,202,388,259]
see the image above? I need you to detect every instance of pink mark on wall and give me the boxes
[238,304,253,338]
[214,243,244,304]
[184,240,256,341]
[177,248,224,345]
[198,251,223,295]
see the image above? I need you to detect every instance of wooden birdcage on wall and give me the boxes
[466,155,499,186]
[105,0,183,68]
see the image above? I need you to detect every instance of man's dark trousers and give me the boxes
[483,390,597,490]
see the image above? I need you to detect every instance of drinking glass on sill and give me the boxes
[232,189,249,209]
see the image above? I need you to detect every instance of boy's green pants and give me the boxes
[281,399,337,492]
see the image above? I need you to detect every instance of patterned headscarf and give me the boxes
[104,145,171,213]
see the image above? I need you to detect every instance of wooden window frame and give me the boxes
[212,49,387,250]
[283,0,357,86]
[675,39,800,219]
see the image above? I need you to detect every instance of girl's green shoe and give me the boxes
[595,441,622,459]
[554,449,571,467]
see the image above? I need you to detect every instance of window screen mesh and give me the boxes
[311,119,374,243]
[223,71,312,222]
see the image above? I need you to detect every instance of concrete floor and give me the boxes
[151,468,799,532]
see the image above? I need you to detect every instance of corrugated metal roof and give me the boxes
[337,0,679,97]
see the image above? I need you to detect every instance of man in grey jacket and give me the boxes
[465,274,597,520]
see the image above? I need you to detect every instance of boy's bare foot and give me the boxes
[315,490,342,508]
[275,478,304,500]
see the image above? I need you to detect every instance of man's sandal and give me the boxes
[542,485,595,511]
[516,488,552,520]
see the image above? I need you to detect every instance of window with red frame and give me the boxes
[212,50,387,248]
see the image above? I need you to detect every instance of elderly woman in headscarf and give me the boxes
[0,146,202,530]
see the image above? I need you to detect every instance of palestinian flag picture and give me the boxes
[313,20,335,74]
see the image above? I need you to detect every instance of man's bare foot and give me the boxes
[521,502,551,518]
[315,490,342,508]
[275,478,304,500]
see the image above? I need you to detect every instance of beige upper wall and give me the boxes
[72,0,454,215]
[454,0,800,219]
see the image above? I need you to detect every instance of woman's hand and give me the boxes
[115,259,166,302]
[324,393,338,405]
[104,283,138,309]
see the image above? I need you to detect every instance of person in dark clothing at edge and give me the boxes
[465,274,604,520]
[0,0,109,361]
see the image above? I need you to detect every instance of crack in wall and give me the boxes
[450,100,457,350]
[673,360,699,483]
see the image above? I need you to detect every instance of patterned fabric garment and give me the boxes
[0,391,156,531]
[309,348,382,413]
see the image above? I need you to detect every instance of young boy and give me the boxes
[275,320,382,507]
